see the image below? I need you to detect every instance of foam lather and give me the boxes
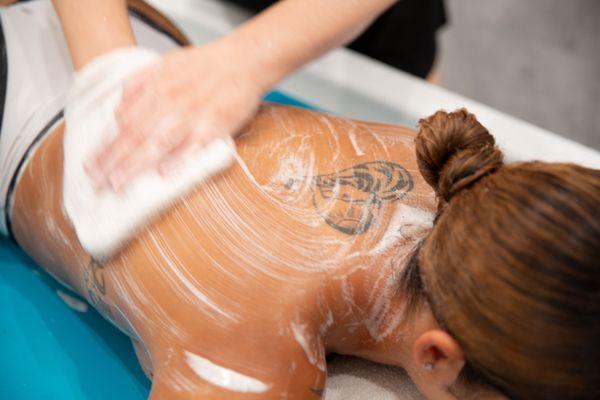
[63,48,236,260]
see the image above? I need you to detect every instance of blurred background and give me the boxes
[438,0,600,149]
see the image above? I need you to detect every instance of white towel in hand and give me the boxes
[63,48,236,260]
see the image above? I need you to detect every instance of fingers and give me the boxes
[104,117,188,191]
[154,108,253,178]
[83,45,262,193]
[87,101,150,189]
[87,101,242,192]
[88,73,168,189]
[121,67,152,105]
[156,134,205,178]
[87,126,147,191]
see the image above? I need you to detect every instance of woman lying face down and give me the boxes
[10,102,434,398]
[9,101,600,399]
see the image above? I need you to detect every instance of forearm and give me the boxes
[227,0,397,92]
[52,0,135,70]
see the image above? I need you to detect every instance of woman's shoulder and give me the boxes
[230,103,436,255]
[237,104,420,186]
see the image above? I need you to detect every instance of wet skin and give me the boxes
[11,104,436,399]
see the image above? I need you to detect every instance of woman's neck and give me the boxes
[318,248,418,369]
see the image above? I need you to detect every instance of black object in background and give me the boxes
[227,0,447,79]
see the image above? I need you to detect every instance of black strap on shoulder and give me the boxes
[5,110,64,243]
[0,17,7,147]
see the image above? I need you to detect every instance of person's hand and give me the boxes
[86,39,265,191]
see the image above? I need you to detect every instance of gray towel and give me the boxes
[325,356,423,399]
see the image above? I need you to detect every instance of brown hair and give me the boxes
[410,109,600,399]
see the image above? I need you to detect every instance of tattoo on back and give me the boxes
[83,260,114,322]
[310,161,413,235]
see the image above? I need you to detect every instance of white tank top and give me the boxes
[0,0,180,237]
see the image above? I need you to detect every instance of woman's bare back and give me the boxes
[11,104,435,398]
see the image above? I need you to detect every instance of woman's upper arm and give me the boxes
[52,0,135,70]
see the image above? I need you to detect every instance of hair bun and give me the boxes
[415,109,504,202]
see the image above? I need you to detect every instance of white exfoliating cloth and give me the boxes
[64,48,236,260]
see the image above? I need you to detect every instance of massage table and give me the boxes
[1,1,598,399]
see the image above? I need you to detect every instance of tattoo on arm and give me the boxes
[310,387,324,398]
[309,161,413,235]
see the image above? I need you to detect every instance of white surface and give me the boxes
[63,48,235,260]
